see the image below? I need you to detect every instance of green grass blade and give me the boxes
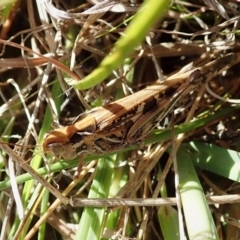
[177,147,219,240]
[18,79,63,237]
[185,141,240,182]
[74,156,116,240]
[158,206,181,240]
[67,0,170,90]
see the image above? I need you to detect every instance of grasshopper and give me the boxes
[43,53,239,176]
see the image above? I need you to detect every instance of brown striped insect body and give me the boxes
[43,54,238,167]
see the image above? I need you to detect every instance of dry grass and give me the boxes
[0,0,240,239]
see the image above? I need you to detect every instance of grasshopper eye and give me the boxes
[46,142,77,160]
[42,128,74,159]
